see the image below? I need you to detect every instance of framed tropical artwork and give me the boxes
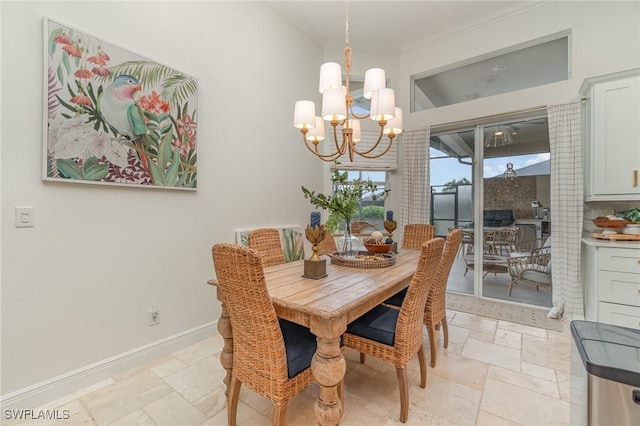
[44,18,198,190]
[236,227,306,262]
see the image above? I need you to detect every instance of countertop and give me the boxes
[582,236,640,249]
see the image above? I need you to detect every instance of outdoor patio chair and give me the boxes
[506,251,552,296]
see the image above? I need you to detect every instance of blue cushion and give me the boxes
[346,305,399,346]
[384,288,407,308]
[279,319,317,379]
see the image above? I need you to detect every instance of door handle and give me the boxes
[634,170,638,187]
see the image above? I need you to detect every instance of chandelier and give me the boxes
[292,0,403,162]
[503,162,517,179]
[485,126,514,148]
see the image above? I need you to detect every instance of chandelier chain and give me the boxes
[344,0,350,48]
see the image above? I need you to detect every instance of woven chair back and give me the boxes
[424,229,462,326]
[211,243,289,397]
[395,238,444,360]
[248,228,286,267]
[317,235,338,256]
[402,224,435,250]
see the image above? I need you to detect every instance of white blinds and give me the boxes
[333,130,398,171]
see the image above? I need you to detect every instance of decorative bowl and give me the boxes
[592,217,629,229]
[364,243,393,254]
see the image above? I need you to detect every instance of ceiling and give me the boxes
[269,1,547,55]
[271,1,554,157]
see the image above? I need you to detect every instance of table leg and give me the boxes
[216,289,233,396]
[310,317,347,426]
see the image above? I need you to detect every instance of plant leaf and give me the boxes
[56,159,83,179]
[83,163,109,181]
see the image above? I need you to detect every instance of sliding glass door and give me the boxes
[430,114,551,308]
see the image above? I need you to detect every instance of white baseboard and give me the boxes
[0,321,218,410]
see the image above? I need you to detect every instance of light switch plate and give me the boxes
[15,206,34,228]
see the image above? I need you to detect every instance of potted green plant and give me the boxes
[302,163,389,256]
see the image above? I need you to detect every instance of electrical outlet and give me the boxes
[148,304,159,326]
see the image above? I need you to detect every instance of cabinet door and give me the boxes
[598,271,640,307]
[599,247,640,274]
[598,302,640,329]
[592,76,640,196]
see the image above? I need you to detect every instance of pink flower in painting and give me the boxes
[70,95,92,106]
[97,51,110,61]
[91,66,110,77]
[172,138,190,157]
[74,69,93,79]
[138,91,170,114]
[87,55,107,66]
[176,114,197,140]
[55,34,72,45]
[62,44,82,58]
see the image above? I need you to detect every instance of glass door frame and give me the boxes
[431,110,548,304]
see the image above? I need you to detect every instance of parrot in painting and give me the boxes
[100,74,145,138]
[99,75,148,169]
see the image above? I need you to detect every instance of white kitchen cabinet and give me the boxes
[582,240,640,329]
[581,69,640,201]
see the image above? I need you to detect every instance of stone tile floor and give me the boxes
[11,310,572,425]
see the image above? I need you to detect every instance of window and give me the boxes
[412,32,570,112]
[344,170,388,232]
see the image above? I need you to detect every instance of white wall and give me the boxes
[1,1,324,402]
[398,1,640,129]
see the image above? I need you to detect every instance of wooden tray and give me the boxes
[591,232,640,241]
[329,251,395,268]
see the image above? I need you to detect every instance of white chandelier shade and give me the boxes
[292,0,402,162]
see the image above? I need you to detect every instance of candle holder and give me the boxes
[384,220,398,253]
[303,224,327,279]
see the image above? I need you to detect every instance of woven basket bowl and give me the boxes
[364,243,393,254]
[592,218,629,229]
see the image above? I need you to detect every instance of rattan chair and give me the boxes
[211,243,316,426]
[506,251,552,296]
[401,223,435,250]
[343,238,444,423]
[384,229,462,367]
[316,234,338,256]
[248,228,286,267]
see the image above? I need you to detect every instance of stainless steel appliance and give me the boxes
[570,321,640,425]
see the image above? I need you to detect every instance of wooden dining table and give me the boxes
[208,248,421,426]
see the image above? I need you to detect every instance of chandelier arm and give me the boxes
[353,136,395,159]
[301,133,344,162]
[352,122,386,155]
[331,122,347,154]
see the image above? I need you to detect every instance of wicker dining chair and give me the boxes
[384,229,462,367]
[247,228,287,267]
[211,243,316,426]
[343,238,444,423]
[402,224,435,250]
[316,234,338,256]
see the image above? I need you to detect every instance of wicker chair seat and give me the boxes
[279,318,317,379]
[346,305,399,346]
